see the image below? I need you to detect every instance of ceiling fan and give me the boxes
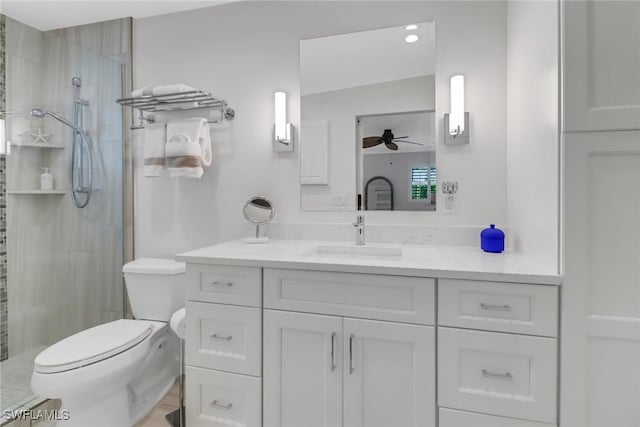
[362,129,424,151]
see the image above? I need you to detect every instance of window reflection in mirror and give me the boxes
[300,21,436,211]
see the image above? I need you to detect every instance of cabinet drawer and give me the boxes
[186,301,261,376]
[186,366,261,427]
[438,327,557,423]
[264,268,435,325]
[187,264,261,307]
[439,408,556,427]
[438,279,558,337]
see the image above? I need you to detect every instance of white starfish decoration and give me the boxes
[30,128,52,144]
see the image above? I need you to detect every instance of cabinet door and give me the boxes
[263,310,342,427]
[343,318,435,427]
[563,132,640,427]
[564,1,640,131]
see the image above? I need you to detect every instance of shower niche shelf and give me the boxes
[11,142,65,149]
[7,190,67,195]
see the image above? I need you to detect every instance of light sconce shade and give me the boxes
[444,74,470,145]
[274,91,293,152]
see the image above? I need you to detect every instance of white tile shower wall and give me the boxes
[5,17,47,356]
[505,1,559,271]
[134,1,508,257]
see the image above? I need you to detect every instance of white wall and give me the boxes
[133,1,508,257]
[506,0,559,271]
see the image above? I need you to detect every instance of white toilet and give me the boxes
[31,258,186,427]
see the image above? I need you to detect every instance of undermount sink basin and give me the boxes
[309,244,403,259]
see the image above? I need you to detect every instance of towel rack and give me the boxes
[116,90,235,130]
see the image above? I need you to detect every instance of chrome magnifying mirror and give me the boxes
[243,196,275,243]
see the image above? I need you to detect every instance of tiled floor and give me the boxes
[135,380,182,427]
[0,346,47,416]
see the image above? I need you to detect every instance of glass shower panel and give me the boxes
[1,18,125,415]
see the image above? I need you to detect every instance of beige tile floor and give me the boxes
[135,380,181,427]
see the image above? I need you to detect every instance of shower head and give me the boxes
[29,108,82,134]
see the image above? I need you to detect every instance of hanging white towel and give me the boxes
[143,122,166,177]
[200,122,212,167]
[165,118,210,179]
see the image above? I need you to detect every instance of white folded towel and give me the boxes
[165,118,211,178]
[131,87,152,97]
[143,122,166,177]
[152,84,196,96]
[132,84,195,98]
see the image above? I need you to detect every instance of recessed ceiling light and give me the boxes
[405,24,418,30]
[405,34,419,43]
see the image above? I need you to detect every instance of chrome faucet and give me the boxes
[353,215,365,245]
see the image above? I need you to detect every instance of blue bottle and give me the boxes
[481,224,505,253]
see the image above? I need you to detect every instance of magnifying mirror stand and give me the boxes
[246,224,270,244]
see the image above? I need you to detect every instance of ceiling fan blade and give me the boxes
[392,136,409,140]
[394,139,424,146]
[385,141,399,151]
[363,136,383,148]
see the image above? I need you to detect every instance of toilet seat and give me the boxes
[34,319,153,374]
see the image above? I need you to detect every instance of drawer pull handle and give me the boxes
[211,281,233,287]
[210,400,233,410]
[349,334,355,375]
[482,369,513,380]
[210,334,233,342]
[480,303,512,312]
[330,332,337,372]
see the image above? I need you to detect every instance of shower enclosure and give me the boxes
[0,15,131,417]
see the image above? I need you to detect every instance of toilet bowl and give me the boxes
[31,258,186,427]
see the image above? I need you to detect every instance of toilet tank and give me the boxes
[123,258,186,321]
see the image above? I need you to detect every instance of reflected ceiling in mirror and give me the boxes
[300,22,436,212]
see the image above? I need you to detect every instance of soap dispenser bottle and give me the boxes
[40,168,54,191]
[481,224,505,253]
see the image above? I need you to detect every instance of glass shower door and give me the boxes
[1,17,125,416]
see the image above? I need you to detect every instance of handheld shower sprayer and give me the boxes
[29,78,93,208]
[29,109,83,135]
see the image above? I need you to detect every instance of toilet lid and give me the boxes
[34,319,153,374]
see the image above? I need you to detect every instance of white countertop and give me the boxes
[176,239,561,285]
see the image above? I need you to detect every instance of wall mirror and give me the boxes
[300,21,436,211]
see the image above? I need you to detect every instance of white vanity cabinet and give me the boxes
[180,251,560,427]
[263,269,436,427]
[437,279,558,426]
[184,264,263,427]
[564,1,640,132]
[263,310,343,427]
[562,132,640,427]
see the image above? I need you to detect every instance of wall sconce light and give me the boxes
[444,74,469,145]
[274,91,293,152]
